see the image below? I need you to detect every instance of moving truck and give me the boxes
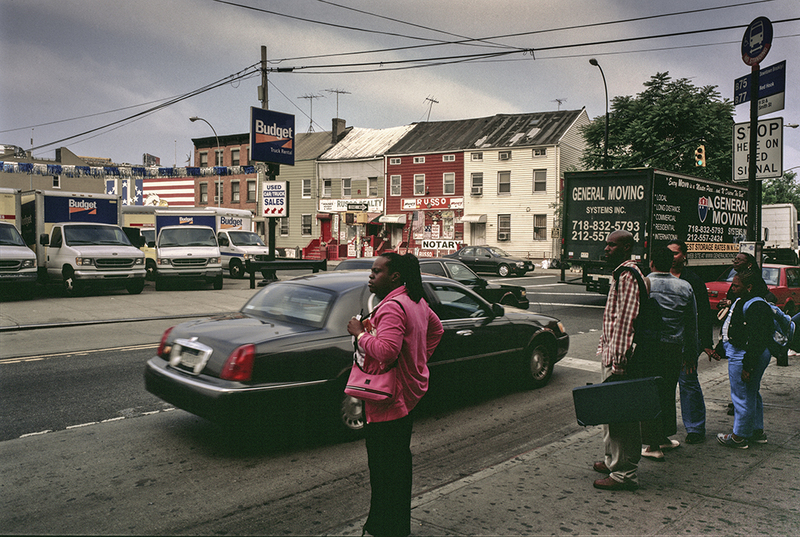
[762,203,799,265]
[20,190,145,295]
[152,209,223,291]
[561,168,749,293]
[0,188,37,287]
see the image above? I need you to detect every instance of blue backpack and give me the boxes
[743,297,796,356]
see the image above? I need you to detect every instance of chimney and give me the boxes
[332,118,346,144]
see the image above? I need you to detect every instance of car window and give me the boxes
[786,268,800,288]
[487,247,510,257]
[428,283,488,320]
[762,267,780,286]
[445,261,480,283]
[420,261,446,277]
[242,282,335,327]
[461,247,475,256]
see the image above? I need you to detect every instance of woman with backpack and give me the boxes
[717,269,774,449]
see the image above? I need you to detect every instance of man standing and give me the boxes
[593,230,644,491]
[668,240,719,444]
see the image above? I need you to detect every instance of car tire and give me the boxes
[213,275,224,290]
[229,261,244,279]
[126,278,145,295]
[497,264,511,277]
[523,342,554,389]
[62,267,83,297]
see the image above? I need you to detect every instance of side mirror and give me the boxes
[219,237,229,247]
[147,241,156,248]
[492,303,504,317]
[477,277,488,287]
[39,233,49,246]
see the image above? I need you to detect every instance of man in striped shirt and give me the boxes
[593,229,646,491]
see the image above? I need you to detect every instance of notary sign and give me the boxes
[261,181,288,218]
[732,117,783,182]
[250,107,294,165]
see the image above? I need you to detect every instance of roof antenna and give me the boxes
[551,98,567,110]
[424,96,439,122]
[298,93,324,132]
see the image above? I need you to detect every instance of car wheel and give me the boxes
[229,261,244,279]
[126,278,145,295]
[213,275,224,290]
[497,264,511,277]
[62,267,82,296]
[523,342,554,389]
[337,392,365,438]
[145,259,157,281]
[499,293,519,308]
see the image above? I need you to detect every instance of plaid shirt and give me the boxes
[597,260,642,375]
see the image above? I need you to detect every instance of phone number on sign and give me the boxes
[571,220,641,232]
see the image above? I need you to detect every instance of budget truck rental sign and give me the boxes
[250,107,295,166]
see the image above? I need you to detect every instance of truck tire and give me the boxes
[229,260,245,279]
[213,275,223,290]
[62,267,83,297]
[126,278,145,295]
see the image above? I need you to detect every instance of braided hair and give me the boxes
[380,252,425,302]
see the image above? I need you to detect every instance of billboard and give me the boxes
[250,107,295,166]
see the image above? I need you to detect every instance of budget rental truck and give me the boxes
[20,190,146,295]
[152,209,223,291]
[561,168,749,293]
[0,188,38,288]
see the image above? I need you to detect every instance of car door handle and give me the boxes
[456,330,473,336]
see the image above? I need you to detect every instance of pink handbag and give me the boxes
[344,361,397,402]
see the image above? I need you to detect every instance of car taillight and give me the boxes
[157,327,174,358]
[220,344,256,381]
[708,290,718,297]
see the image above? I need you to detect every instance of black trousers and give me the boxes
[364,412,413,537]
[641,342,682,446]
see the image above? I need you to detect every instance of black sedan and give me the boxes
[444,246,536,277]
[145,272,568,438]
[335,256,529,309]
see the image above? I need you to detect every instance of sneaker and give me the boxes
[717,433,748,449]
[752,430,768,444]
[593,475,638,491]
[685,433,705,444]
[641,447,665,460]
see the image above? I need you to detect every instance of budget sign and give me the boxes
[250,107,295,166]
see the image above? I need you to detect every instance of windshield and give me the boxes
[487,247,510,257]
[445,261,481,284]
[0,223,27,247]
[762,267,780,286]
[242,282,335,328]
[64,225,133,246]
[228,231,266,247]
[141,229,155,244]
[158,227,217,247]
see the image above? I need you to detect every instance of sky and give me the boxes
[1,0,798,178]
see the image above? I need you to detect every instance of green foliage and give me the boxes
[762,171,800,213]
[581,72,735,181]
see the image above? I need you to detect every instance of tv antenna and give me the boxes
[298,93,324,132]
[324,88,351,119]
[551,98,567,110]
[424,96,439,122]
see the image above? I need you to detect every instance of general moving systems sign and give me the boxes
[250,107,295,166]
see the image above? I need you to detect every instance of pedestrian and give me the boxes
[717,252,774,313]
[347,253,443,537]
[668,240,720,444]
[717,269,773,449]
[640,246,698,460]
[593,230,647,491]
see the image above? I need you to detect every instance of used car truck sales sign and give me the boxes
[732,117,783,182]
[261,181,288,217]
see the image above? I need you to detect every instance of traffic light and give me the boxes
[695,145,706,167]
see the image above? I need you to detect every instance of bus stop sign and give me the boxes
[742,16,772,67]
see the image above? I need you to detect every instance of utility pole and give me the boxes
[424,96,439,122]
[324,88,350,118]
[298,94,324,132]
[259,45,277,261]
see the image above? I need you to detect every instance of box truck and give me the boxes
[762,203,799,265]
[20,190,146,295]
[561,168,749,293]
[0,188,37,287]
[152,209,223,291]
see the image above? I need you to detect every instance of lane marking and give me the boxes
[1,343,158,365]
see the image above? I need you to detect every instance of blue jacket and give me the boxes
[648,272,698,357]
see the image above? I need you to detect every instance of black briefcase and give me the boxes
[572,376,662,426]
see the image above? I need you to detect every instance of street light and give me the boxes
[189,116,221,207]
[589,58,609,169]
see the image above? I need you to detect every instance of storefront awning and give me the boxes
[378,214,407,224]
[316,213,332,219]
[460,214,487,223]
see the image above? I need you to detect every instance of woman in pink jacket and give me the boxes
[347,253,443,537]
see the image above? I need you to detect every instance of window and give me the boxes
[247,180,257,202]
[231,181,240,203]
[52,175,60,189]
[368,177,378,197]
[498,171,511,195]
[322,179,332,198]
[442,211,454,238]
[413,156,425,164]
[199,152,208,167]
[532,148,547,157]
[389,158,401,165]
[390,175,401,196]
[471,173,483,196]
[471,152,483,161]
[419,261,446,277]
[442,154,455,162]
[414,174,425,196]
[533,169,547,193]
[428,283,488,321]
[231,148,240,166]
[499,151,511,161]
[443,172,455,195]
[215,149,223,166]
[302,179,311,199]
[280,217,289,237]
[498,214,511,241]
[301,214,312,236]
[342,178,351,198]
[533,214,547,241]
[200,182,208,204]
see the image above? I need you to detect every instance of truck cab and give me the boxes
[217,229,270,278]
[154,225,223,291]
[0,221,38,288]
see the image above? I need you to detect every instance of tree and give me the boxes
[762,170,800,213]
[581,72,735,181]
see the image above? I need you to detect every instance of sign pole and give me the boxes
[747,64,760,242]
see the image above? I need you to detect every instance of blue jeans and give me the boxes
[679,361,706,435]
[724,341,771,438]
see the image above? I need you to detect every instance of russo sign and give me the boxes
[250,107,295,166]
[402,197,463,210]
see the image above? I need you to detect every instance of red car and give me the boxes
[706,264,800,317]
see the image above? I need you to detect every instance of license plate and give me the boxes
[168,338,213,375]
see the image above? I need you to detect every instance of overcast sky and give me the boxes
[1,0,798,177]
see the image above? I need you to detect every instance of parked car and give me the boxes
[144,271,568,438]
[335,256,529,309]
[706,264,800,316]
[444,246,535,277]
